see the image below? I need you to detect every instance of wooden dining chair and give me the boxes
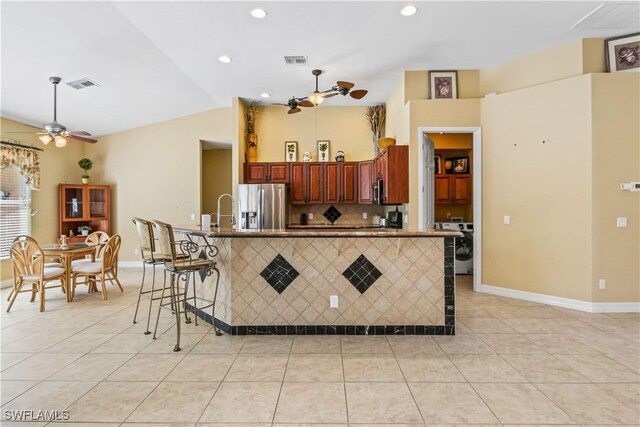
[71,231,109,268]
[71,234,123,300]
[7,236,67,312]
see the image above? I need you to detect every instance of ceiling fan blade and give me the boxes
[68,134,98,143]
[288,108,301,114]
[336,81,355,89]
[298,100,314,107]
[68,131,92,136]
[349,89,368,100]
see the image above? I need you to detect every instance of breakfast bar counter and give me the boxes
[174,226,460,335]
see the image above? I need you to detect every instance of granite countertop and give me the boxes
[174,225,462,238]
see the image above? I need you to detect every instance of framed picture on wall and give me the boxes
[429,71,458,99]
[605,32,640,73]
[285,141,298,162]
[434,155,443,174]
[317,140,330,162]
[448,156,469,174]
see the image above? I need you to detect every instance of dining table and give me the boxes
[41,242,103,301]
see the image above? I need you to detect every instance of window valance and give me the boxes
[0,140,41,190]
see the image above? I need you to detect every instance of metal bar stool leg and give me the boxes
[170,272,182,352]
[132,261,147,324]
[153,273,169,340]
[143,263,158,335]
[211,266,222,336]
[191,270,199,326]
[182,273,191,324]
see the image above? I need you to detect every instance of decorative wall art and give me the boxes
[448,156,469,174]
[317,140,330,162]
[429,71,458,99]
[285,141,298,162]
[605,33,640,73]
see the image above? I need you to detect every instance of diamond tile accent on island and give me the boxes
[323,205,342,224]
[343,254,382,294]
[260,254,299,294]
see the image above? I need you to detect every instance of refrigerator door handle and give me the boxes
[258,187,264,230]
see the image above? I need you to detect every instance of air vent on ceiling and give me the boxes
[284,55,308,66]
[572,2,640,29]
[66,78,100,90]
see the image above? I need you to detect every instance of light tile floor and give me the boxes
[1,269,639,426]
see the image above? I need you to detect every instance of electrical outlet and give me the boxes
[599,279,606,290]
[362,212,368,219]
[134,248,139,255]
[330,295,338,308]
[308,213,313,219]
[190,213,196,221]
[616,217,628,227]
[504,215,510,225]
[404,214,408,223]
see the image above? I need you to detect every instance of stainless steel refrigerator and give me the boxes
[237,184,288,231]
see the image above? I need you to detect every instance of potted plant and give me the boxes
[78,225,92,236]
[245,102,259,162]
[78,158,93,184]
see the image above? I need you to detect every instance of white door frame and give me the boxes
[418,126,482,292]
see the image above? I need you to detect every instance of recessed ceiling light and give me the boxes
[260,93,270,98]
[250,8,267,19]
[218,55,232,63]
[400,5,417,16]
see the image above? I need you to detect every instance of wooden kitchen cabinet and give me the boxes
[290,163,323,205]
[358,161,375,204]
[244,163,289,183]
[374,145,408,204]
[435,174,471,204]
[323,162,358,204]
[59,184,111,243]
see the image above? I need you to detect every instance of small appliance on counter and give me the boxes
[300,213,308,225]
[386,206,403,229]
[237,184,288,231]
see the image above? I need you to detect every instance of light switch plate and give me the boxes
[503,215,510,225]
[616,217,628,227]
[190,213,196,221]
[599,279,606,290]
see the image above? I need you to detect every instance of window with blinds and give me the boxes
[0,166,31,259]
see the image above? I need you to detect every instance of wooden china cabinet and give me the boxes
[59,184,111,243]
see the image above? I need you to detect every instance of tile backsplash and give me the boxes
[290,204,385,226]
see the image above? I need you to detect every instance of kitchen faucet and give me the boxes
[216,193,236,229]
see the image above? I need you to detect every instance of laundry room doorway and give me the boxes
[418,127,482,292]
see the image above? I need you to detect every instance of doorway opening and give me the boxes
[201,140,233,227]
[418,127,482,292]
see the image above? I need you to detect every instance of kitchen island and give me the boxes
[174,227,460,335]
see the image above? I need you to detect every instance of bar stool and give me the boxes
[131,217,170,334]
[152,220,221,351]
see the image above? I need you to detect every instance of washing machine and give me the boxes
[437,222,474,275]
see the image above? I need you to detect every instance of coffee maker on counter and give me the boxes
[386,206,403,229]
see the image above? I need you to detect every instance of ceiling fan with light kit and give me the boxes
[7,77,97,147]
[274,69,368,114]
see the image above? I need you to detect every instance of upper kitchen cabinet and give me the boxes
[375,145,408,204]
[358,161,375,204]
[244,163,289,183]
[323,162,358,204]
[290,163,323,205]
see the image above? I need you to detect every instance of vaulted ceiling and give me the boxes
[1,1,636,136]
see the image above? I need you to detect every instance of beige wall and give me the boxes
[254,106,375,162]
[481,75,594,301]
[86,108,232,262]
[201,148,233,226]
[591,73,640,303]
[385,74,406,143]
[1,117,85,280]
[479,39,606,96]
[406,70,480,101]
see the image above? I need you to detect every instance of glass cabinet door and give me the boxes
[89,187,107,219]
[63,187,84,219]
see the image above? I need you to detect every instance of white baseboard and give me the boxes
[118,261,143,268]
[1,279,13,289]
[478,283,640,313]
